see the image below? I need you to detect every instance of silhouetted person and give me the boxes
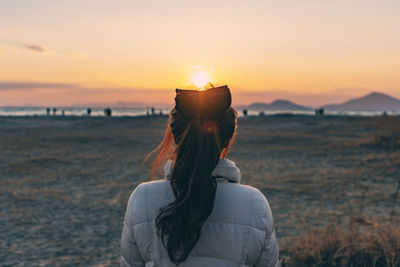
[87,108,92,116]
[151,107,155,116]
[159,110,163,116]
[46,108,50,116]
[61,110,65,116]
[53,108,57,116]
[243,109,248,116]
[104,108,112,117]
[315,108,324,116]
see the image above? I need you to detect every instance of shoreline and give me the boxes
[0,113,397,120]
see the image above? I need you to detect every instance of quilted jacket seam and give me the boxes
[131,220,267,232]
[144,184,155,262]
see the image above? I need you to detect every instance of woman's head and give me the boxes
[150,85,238,174]
[170,86,237,158]
[150,85,237,264]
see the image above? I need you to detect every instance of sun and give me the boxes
[192,71,211,90]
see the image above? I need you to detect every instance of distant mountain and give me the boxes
[242,99,312,111]
[323,92,400,111]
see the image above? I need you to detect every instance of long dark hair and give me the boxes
[148,86,238,264]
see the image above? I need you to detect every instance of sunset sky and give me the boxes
[1,0,400,107]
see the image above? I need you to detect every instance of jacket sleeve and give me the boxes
[254,192,280,267]
[254,229,280,267]
[120,186,145,267]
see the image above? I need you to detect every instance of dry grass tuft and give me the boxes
[283,224,400,267]
[370,116,400,150]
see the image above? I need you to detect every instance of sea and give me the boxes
[0,106,399,117]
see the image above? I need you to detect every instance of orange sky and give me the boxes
[1,0,400,107]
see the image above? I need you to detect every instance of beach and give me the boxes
[1,115,399,266]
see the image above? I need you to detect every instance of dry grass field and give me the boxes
[0,115,399,266]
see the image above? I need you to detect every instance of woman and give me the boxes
[120,85,279,267]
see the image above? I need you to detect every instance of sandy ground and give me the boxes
[0,115,399,266]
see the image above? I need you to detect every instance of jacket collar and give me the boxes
[164,158,241,183]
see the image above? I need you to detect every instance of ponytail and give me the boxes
[150,86,237,264]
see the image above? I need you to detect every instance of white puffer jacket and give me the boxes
[120,159,279,267]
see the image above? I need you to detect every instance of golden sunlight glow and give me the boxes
[2,1,400,106]
[192,71,211,90]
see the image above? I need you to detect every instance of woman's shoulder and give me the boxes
[128,179,171,202]
[218,182,268,204]
[134,179,170,190]
[214,183,274,229]
[125,180,174,224]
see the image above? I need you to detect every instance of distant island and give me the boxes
[322,92,400,111]
[239,99,312,111]
[239,92,400,111]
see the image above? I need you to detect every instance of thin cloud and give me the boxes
[0,81,168,93]
[0,81,76,91]
[0,38,86,58]
[26,44,47,53]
